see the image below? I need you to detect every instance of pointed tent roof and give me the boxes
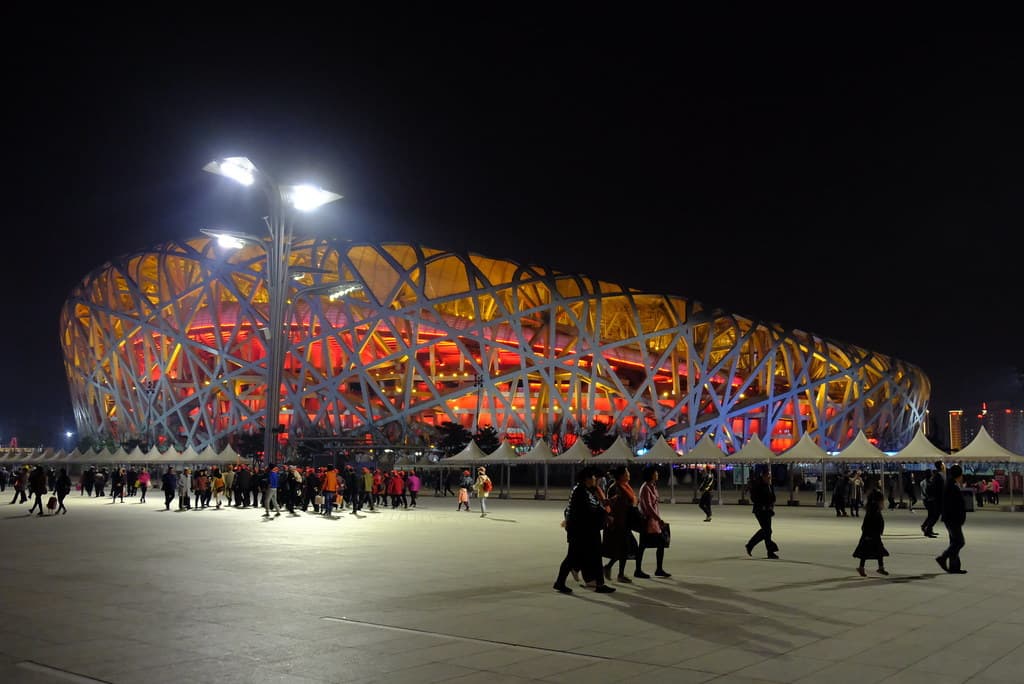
[560,438,594,462]
[642,435,681,462]
[891,429,950,464]
[778,433,829,463]
[730,434,776,463]
[122,447,148,464]
[519,439,557,463]
[954,426,1024,463]
[218,443,240,462]
[485,441,521,463]
[590,436,636,462]
[683,436,729,463]
[835,430,887,462]
[445,439,488,463]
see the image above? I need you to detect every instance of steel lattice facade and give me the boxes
[60,238,930,453]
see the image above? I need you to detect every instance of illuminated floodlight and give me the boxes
[202,157,257,186]
[326,283,364,301]
[283,184,342,212]
[200,228,255,250]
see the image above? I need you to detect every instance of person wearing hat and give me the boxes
[457,470,472,511]
[473,466,492,517]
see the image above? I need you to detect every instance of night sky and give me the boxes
[5,26,1023,445]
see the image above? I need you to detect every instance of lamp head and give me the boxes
[202,157,257,186]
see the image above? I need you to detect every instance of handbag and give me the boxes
[314,494,325,506]
[659,521,671,548]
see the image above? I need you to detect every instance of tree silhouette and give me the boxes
[474,425,501,454]
[438,421,473,457]
[581,420,616,452]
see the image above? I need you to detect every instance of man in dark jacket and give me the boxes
[27,466,48,516]
[936,464,967,574]
[697,466,715,522]
[921,461,945,538]
[745,468,779,559]
[161,467,177,511]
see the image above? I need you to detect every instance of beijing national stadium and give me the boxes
[60,238,930,455]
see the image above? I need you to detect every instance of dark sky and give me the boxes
[5,25,1023,444]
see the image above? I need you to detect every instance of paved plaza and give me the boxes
[1,490,1023,684]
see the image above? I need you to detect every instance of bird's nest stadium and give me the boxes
[60,238,930,454]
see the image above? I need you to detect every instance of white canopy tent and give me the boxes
[520,439,558,498]
[483,441,521,497]
[950,426,1024,510]
[560,438,594,462]
[779,433,829,463]
[953,426,1024,462]
[891,429,949,464]
[836,431,887,462]
[589,436,636,464]
[444,439,489,464]
[730,434,775,464]
[643,435,680,463]
[775,433,830,505]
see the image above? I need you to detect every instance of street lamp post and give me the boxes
[203,157,343,467]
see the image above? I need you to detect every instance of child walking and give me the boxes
[853,489,889,576]
[456,470,472,511]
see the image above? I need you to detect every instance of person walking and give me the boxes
[936,464,968,574]
[161,467,177,510]
[853,489,889,576]
[27,465,48,516]
[849,471,864,518]
[137,469,151,503]
[263,465,282,518]
[553,466,614,594]
[456,470,472,511]
[697,465,715,522]
[635,465,671,578]
[745,468,779,559]
[9,467,28,504]
[921,462,944,538]
[989,477,1001,505]
[602,466,639,583]
[321,465,340,518]
[473,466,493,517]
[55,467,72,514]
[407,469,421,508]
[111,467,126,503]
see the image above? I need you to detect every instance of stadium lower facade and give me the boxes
[61,238,930,454]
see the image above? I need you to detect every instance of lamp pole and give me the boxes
[203,157,342,468]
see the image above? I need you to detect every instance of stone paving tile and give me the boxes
[793,660,898,684]
[1,496,1023,684]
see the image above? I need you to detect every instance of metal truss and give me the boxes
[60,239,930,453]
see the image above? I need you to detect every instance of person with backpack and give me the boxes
[474,466,493,517]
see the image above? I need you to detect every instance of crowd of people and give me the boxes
[0,457,978,578]
[554,464,671,594]
[554,458,975,595]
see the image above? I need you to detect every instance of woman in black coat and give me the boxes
[553,466,614,594]
[853,490,889,576]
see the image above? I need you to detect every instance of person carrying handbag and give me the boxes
[601,466,640,583]
[635,465,671,579]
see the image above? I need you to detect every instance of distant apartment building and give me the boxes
[948,410,964,451]
[978,401,1024,454]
